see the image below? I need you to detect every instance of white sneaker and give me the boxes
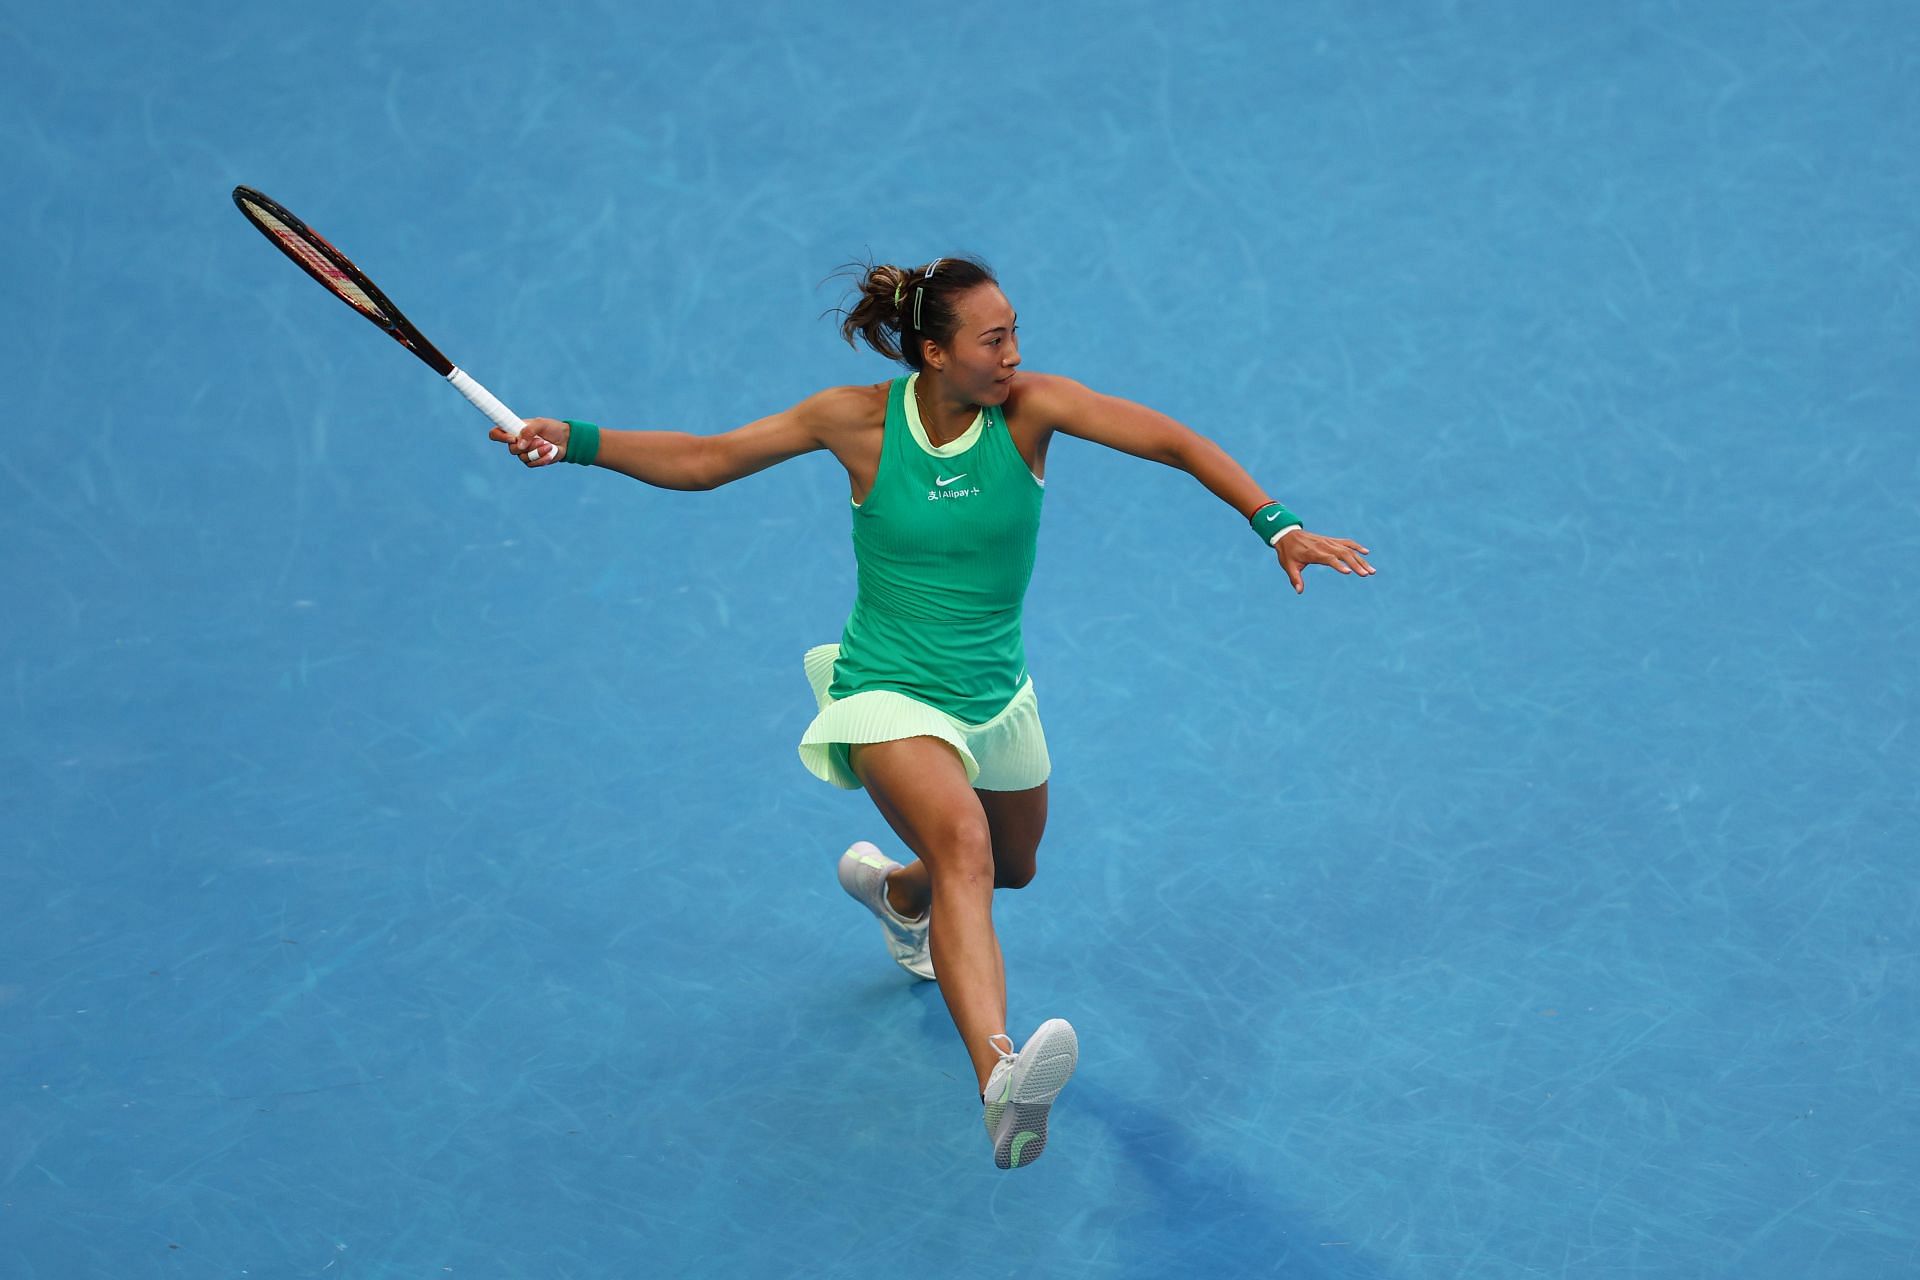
[836,841,934,981]
[981,1018,1079,1170]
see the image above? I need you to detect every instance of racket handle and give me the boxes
[447,366,559,463]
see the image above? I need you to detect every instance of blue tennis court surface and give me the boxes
[5,1,1915,1275]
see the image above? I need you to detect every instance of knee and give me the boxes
[995,862,1037,891]
[928,815,996,888]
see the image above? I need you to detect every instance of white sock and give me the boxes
[881,893,927,926]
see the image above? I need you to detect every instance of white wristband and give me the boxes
[1267,524,1303,547]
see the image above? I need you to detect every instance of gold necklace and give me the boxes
[916,374,949,444]
[915,374,932,427]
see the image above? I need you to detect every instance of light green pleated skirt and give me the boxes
[797,643,1052,792]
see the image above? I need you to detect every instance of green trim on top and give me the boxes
[903,373,984,457]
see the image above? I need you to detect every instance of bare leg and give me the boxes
[881,779,1048,916]
[851,737,1007,1090]
[885,860,931,919]
[978,781,1047,890]
[973,781,1048,1012]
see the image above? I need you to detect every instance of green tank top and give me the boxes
[829,374,1046,723]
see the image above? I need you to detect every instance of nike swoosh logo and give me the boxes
[1264,510,1285,522]
[936,474,969,487]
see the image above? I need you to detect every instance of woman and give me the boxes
[492,257,1375,1170]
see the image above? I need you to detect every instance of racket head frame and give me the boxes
[231,185,455,377]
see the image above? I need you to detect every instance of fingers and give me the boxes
[1300,540,1352,575]
[493,425,560,466]
[1277,534,1377,594]
[1314,537,1375,577]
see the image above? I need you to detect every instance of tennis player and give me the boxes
[491,257,1374,1169]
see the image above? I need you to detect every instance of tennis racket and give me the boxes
[231,185,557,461]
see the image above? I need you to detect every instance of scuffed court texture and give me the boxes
[4,2,1915,1276]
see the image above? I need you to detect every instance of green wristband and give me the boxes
[562,420,601,467]
[1250,501,1302,546]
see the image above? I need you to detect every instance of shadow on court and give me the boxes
[1074,1082,1397,1280]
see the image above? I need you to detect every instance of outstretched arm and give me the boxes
[1020,373,1375,594]
[490,386,867,491]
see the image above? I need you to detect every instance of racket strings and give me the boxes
[241,201,388,323]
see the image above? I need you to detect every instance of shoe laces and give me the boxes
[983,1034,1018,1109]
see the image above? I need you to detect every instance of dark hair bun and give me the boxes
[835,257,996,369]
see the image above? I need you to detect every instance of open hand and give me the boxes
[1276,529,1375,594]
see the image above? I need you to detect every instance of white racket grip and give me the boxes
[447,366,559,463]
